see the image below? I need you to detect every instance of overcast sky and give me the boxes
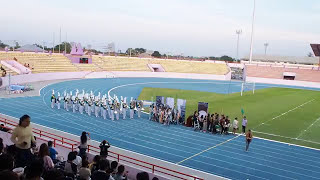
[1,0,319,57]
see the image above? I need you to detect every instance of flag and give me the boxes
[241,108,245,115]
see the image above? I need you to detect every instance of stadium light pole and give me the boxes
[59,27,61,54]
[236,29,242,61]
[249,0,256,64]
[52,32,55,53]
[264,42,269,56]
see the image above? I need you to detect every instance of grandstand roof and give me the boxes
[16,44,44,52]
[242,54,318,65]
[310,44,320,57]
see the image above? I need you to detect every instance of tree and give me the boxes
[126,48,137,56]
[54,42,72,53]
[134,48,146,54]
[220,55,235,62]
[14,42,20,49]
[152,51,161,58]
[0,40,8,48]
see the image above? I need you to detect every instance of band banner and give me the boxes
[156,96,164,108]
[177,99,186,113]
[198,102,208,117]
[166,97,174,109]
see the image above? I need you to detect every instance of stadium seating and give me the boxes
[246,65,320,82]
[0,52,229,75]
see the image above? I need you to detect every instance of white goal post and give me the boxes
[241,81,256,96]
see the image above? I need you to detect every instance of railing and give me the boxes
[0,116,204,180]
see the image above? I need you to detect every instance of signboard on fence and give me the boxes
[198,102,208,118]
[156,96,164,108]
[166,97,174,109]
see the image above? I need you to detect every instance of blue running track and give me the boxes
[0,78,320,180]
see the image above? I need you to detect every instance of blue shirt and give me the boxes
[49,147,57,160]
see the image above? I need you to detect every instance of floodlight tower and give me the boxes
[249,0,256,64]
[236,29,242,61]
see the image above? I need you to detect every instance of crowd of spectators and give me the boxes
[190,111,248,135]
[0,114,159,180]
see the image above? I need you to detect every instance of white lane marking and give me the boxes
[296,117,320,139]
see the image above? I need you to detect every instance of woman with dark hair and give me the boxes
[79,131,90,157]
[38,143,54,171]
[89,155,101,173]
[10,114,36,167]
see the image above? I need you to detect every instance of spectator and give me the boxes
[0,154,15,171]
[79,159,91,180]
[47,141,58,163]
[232,117,239,135]
[0,170,19,180]
[38,143,54,171]
[79,131,90,157]
[192,111,198,127]
[0,138,3,155]
[91,159,114,180]
[73,151,82,170]
[136,171,149,180]
[31,136,38,155]
[0,124,9,132]
[203,115,207,132]
[108,161,118,176]
[152,177,159,180]
[10,114,36,167]
[113,165,127,180]
[224,116,230,135]
[198,115,204,130]
[100,140,110,159]
[42,168,64,180]
[64,152,77,176]
[242,116,248,134]
[24,158,44,180]
[220,116,225,134]
[89,155,101,173]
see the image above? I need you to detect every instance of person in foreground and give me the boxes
[10,114,36,167]
[245,129,253,152]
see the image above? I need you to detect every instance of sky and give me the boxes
[1,0,320,57]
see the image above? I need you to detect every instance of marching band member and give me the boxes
[87,98,93,116]
[115,101,120,120]
[56,92,61,109]
[63,91,67,110]
[72,95,77,113]
[149,103,154,120]
[129,98,135,119]
[122,98,128,120]
[51,90,56,109]
[95,99,100,118]
[79,98,85,114]
[66,93,70,112]
[102,101,108,120]
[110,100,115,121]
[107,98,112,119]
[136,100,142,118]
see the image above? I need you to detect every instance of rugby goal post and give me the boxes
[241,81,255,96]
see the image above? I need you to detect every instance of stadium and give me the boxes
[1,1,320,180]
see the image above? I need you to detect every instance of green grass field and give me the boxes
[138,87,320,149]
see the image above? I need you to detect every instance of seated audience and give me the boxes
[91,159,114,180]
[79,159,91,180]
[108,161,118,176]
[38,143,54,171]
[42,168,64,180]
[24,158,44,180]
[89,155,101,173]
[64,152,77,176]
[136,171,149,180]
[0,170,19,180]
[113,165,128,180]
[0,138,3,155]
[0,124,10,132]
[48,141,58,163]
[0,154,15,171]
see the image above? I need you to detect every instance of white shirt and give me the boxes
[233,119,238,128]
